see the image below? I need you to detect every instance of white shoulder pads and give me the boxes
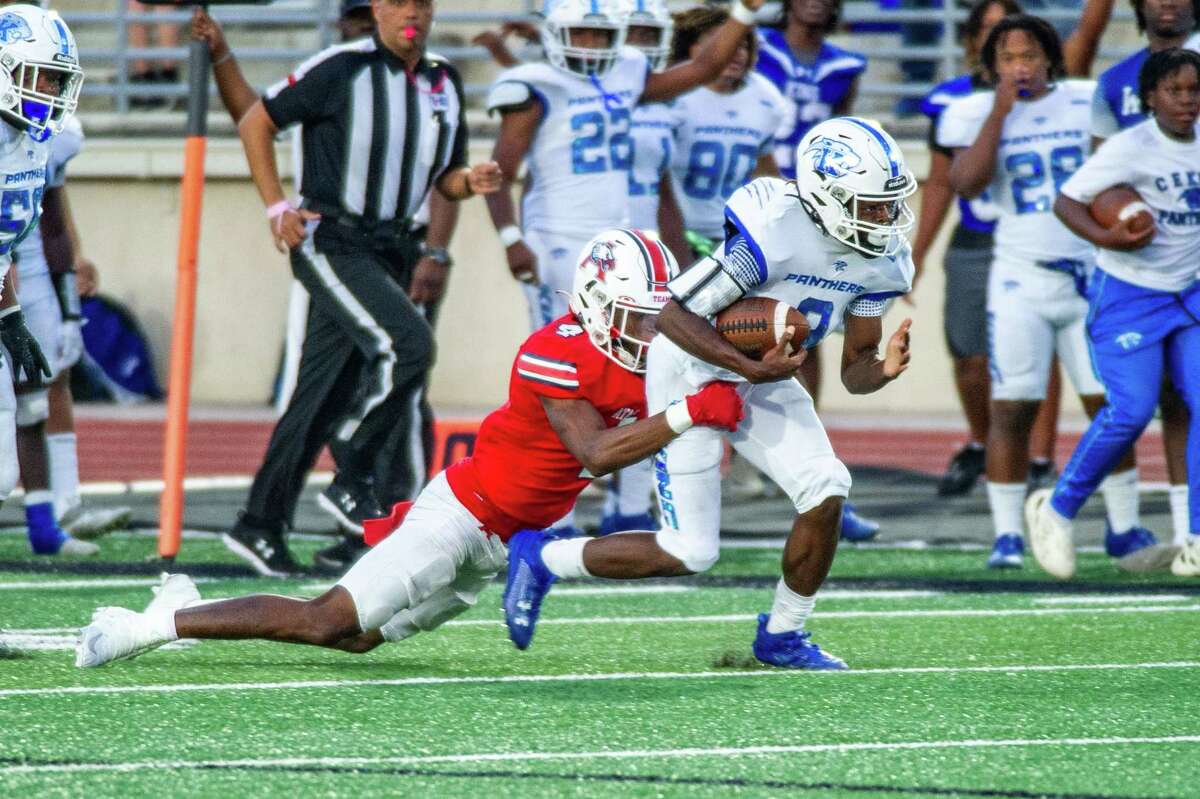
[486,80,535,114]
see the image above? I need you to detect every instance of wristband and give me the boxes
[266,200,292,220]
[498,225,523,248]
[731,2,757,26]
[0,305,21,321]
[212,51,234,67]
[664,400,693,435]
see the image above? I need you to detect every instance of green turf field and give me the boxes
[1,531,1198,798]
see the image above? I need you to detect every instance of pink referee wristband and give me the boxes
[266,200,292,220]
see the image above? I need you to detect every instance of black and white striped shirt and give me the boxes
[263,35,467,224]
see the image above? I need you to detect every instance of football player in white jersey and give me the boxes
[940,14,1155,571]
[623,0,674,234]
[1027,48,1200,578]
[484,0,765,331]
[0,3,92,556]
[504,117,916,669]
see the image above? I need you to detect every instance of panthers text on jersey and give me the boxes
[0,118,53,285]
[667,74,788,240]
[15,115,82,285]
[487,48,650,235]
[1061,118,1200,292]
[920,73,999,234]
[1091,32,1200,139]
[444,314,648,539]
[753,28,866,180]
[937,80,1096,266]
[627,102,675,231]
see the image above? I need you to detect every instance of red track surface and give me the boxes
[75,418,1170,484]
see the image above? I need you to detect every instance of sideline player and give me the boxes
[940,14,1156,570]
[504,117,916,670]
[1090,0,1200,548]
[0,5,89,555]
[484,0,763,536]
[75,230,744,667]
[1027,48,1200,578]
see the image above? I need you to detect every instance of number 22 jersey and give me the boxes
[937,81,1095,265]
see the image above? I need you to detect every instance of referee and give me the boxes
[226,0,500,576]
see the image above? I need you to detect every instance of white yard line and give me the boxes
[2,734,1200,776]
[0,577,217,591]
[1,661,1197,699]
[1033,594,1191,605]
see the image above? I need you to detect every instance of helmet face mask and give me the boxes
[622,0,672,71]
[795,118,916,257]
[541,0,626,78]
[569,229,679,373]
[0,6,82,141]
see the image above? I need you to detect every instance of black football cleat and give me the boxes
[313,535,370,576]
[937,445,986,497]
[222,515,302,578]
[318,476,384,535]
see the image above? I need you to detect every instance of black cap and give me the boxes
[340,0,372,17]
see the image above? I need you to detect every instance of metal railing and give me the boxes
[61,1,1138,133]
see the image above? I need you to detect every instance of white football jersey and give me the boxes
[627,102,675,231]
[1060,119,1200,292]
[668,75,788,239]
[0,120,53,287]
[487,48,650,235]
[938,81,1096,265]
[15,115,83,283]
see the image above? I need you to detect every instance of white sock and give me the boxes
[146,608,179,642]
[47,432,80,518]
[986,482,1027,537]
[23,489,53,508]
[765,578,816,634]
[1099,468,1140,533]
[1169,485,1190,546]
[541,537,591,579]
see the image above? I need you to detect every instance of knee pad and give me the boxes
[655,526,719,573]
[15,390,49,427]
[781,455,852,515]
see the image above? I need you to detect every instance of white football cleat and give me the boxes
[144,573,201,615]
[75,607,170,668]
[1171,537,1200,577]
[57,537,99,557]
[60,504,133,540]
[1026,488,1076,579]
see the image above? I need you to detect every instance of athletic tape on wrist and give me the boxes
[498,225,523,247]
[665,400,694,434]
[266,200,292,220]
[731,2,757,26]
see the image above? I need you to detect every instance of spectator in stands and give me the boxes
[915,0,1113,498]
[127,0,181,109]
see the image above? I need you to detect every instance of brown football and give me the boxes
[1090,184,1155,237]
[714,297,810,359]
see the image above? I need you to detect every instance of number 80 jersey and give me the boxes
[937,81,1095,265]
[487,49,649,236]
[0,121,51,284]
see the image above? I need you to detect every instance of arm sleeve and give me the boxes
[515,349,582,399]
[1059,137,1129,204]
[1089,85,1120,140]
[262,56,346,130]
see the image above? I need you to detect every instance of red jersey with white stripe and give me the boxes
[444,314,647,539]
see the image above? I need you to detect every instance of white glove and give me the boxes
[58,319,84,371]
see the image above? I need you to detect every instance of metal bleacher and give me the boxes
[56,0,1142,140]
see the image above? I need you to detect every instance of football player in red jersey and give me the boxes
[75,229,745,668]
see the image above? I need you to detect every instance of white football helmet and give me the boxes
[622,0,672,71]
[540,0,626,78]
[0,4,82,141]
[569,228,678,373]
[794,117,916,257]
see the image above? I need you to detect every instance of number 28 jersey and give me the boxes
[487,50,650,236]
[937,81,1095,265]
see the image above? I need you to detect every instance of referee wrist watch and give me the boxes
[422,245,453,268]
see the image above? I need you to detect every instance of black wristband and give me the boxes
[422,245,453,268]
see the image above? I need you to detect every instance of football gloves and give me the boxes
[0,309,52,385]
[685,381,744,433]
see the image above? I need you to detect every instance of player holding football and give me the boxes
[504,116,916,670]
[0,4,90,556]
[1027,48,1200,578]
[939,14,1157,570]
[75,229,744,667]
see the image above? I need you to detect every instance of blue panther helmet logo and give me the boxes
[0,13,32,45]
[1179,187,1200,211]
[803,136,862,179]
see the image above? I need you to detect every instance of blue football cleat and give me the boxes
[987,533,1025,569]
[1104,524,1158,558]
[840,501,880,542]
[502,530,557,650]
[545,524,584,540]
[597,511,658,537]
[751,613,848,670]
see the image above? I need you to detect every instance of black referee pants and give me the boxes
[244,223,433,529]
